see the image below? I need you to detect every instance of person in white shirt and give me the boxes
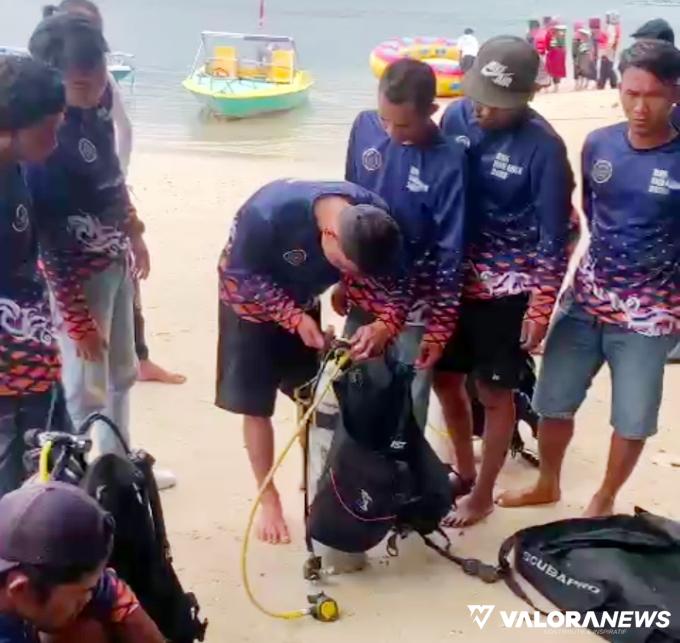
[458,28,479,73]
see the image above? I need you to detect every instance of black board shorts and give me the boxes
[435,294,529,389]
[215,303,320,418]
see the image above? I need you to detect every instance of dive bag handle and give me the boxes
[76,413,131,455]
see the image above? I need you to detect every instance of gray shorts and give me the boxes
[534,302,678,439]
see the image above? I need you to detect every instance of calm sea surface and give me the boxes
[4,0,680,161]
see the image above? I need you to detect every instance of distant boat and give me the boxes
[182,31,313,119]
[0,45,135,85]
[107,51,135,84]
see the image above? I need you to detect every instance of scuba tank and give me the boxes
[304,355,367,574]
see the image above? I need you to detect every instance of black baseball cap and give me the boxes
[463,35,539,109]
[338,203,403,277]
[631,19,675,45]
[0,483,114,575]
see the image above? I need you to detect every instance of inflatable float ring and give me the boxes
[369,36,463,98]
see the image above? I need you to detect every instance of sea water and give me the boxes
[3,0,680,162]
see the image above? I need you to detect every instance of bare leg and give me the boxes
[138,359,187,384]
[450,383,515,527]
[497,417,574,507]
[583,432,645,517]
[433,372,476,482]
[244,415,290,544]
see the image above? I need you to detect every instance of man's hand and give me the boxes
[330,283,348,316]
[296,314,325,350]
[520,319,548,352]
[349,321,392,361]
[415,340,444,370]
[76,328,108,362]
[131,234,150,280]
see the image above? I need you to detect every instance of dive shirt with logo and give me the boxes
[441,98,575,326]
[219,179,400,333]
[25,86,134,341]
[573,122,679,337]
[0,165,59,396]
[345,110,467,347]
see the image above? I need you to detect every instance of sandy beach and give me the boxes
[127,88,679,642]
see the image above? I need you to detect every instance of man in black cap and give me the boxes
[216,179,403,545]
[632,18,675,45]
[0,482,163,641]
[438,36,575,526]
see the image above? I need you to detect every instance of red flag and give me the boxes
[258,0,265,28]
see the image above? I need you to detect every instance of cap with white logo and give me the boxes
[462,35,539,109]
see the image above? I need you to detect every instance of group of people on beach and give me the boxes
[528,11,623,91]
[0,0,679,638]
[219,27,679,544]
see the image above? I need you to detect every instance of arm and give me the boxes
[421,155,468,349]
[109,73,133,179]
[525,137,576,327]
[110,608,165,643]
[40,246,99,340]
[27,165,99,341]
[343,270,412,338]
[219,209,306,333]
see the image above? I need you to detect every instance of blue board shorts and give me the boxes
[533,300,678,439]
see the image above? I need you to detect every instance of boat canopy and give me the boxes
[200,31,296,44]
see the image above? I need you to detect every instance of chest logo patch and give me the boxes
[490,152,524,180]
[12,204,29,233]
[455,135,471,148]
[283,249,307,266]
[78,138,98,164]
[592,159,613,184]
[362,147,382,172]
[406,166,430,193]
[648,168,670,195]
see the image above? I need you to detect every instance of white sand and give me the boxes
[128,88,680,641]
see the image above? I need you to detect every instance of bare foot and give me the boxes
[496,481,561,508]
[583,492,615,518]
[138,359,187,385]
[256,496,291,545]
[442,492,494,528]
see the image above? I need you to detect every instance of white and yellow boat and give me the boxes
[182,31,313,119]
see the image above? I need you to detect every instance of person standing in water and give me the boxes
[499,40,680,517]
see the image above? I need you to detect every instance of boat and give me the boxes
[107,51,135,84]
[370,37,463,98]
[0,45,27,57]
[1,45,135,85]
[182,31,313,119]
